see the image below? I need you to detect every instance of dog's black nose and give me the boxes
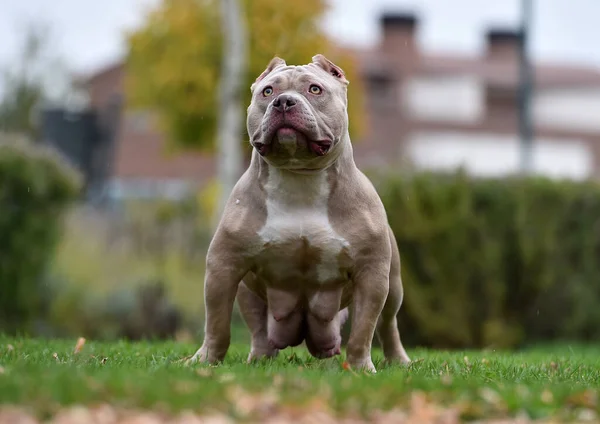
[272,94,297,112]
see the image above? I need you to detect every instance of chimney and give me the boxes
[380,12,419,57]
[485,28,522,61]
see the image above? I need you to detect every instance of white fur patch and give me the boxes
[258,169,349,284]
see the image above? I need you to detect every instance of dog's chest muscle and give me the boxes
[255,171,351,285]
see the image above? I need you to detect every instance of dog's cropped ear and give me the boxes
[311,54,349,85]
[251,57,287,91]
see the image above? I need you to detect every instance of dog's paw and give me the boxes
[383,352,411,366]
[187,344,224,365]
[346,355,377,374]
[247,345,279,363]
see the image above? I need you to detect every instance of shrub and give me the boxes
[0,134,81,334]
[44,200,209,340]
[378,170,600,349]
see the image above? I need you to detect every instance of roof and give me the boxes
[357,49,600,89]
[82,60,125,86]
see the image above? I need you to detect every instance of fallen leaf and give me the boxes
[119,411,163,424]
[51,405,96,424]
[341,361,358,376]
[73,337,86,354]
[0,407,38,424]
[196,368,213,378]
[567,389,597,409]
[440,373,452,386]
[219,373,235,383]
[577,408,597,422]
[273,374,284,388]
[541,389,554,404]
[172,411,210,424]
[89,404,118,424]
[479,387,502,406]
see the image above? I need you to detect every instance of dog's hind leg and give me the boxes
[376,227,411,364]
[237,277,279,362]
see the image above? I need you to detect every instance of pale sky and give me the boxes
[0,0,599,77]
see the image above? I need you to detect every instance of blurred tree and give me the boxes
[126,0,365,200]
[0,22,75,140]
[0,25,47,138]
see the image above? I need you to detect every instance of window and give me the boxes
[367,74,398,110]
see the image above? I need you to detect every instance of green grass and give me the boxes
[1,337,600,421]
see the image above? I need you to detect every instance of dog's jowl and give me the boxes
[190,54,410,373]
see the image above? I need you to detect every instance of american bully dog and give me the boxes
[190,54,410,372]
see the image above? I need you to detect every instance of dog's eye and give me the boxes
[309,85,322,95]
[262,86,274,97]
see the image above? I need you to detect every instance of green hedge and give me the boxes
[378,170,600,349]
[0,135,81,334]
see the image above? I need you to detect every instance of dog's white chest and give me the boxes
[256,170,350,285]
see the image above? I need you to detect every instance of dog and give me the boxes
[190,54,410,372]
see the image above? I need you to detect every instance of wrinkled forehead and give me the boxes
[255,64,334,90]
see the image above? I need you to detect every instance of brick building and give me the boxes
[356,13,600,180]
[75,12,600,201]
[84,62,216,200]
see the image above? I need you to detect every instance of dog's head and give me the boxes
[247,54,350,173]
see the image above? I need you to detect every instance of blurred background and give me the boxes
[2,0,600,349]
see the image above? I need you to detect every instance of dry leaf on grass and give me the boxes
[196,368,213,378]
[226,386,280,418]
[218,373,235,383]
[51,406,97,424]
[273,374,284,388]
[341,361,358,376]
[119,412,165,424]
[567,389,598,409]
[0,407,38,424]
[73,337,86,354]
[541,390,554,404]
[0,403,582,424]
[168,410,206,424]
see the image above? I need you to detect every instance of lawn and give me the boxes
[1,337,600,423]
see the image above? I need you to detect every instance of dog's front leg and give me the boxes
[346,264,390,373]
[191,252,248,364]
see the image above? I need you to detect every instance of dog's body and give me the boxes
[191,55,410,372]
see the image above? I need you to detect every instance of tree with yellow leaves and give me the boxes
[126,0,364,152]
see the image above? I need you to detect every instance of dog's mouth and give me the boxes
[308,139,332,156]
[254,141,270,156]
[254,124,332,157]
[285,167,324,175]
[275,126,332,156]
